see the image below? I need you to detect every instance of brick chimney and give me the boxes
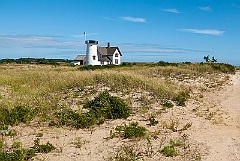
[107,42,110,48]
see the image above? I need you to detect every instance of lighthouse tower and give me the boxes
[85,40,100,66]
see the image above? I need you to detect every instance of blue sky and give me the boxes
[0,0,240,65]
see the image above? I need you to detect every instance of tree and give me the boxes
[211,56,217,63]
[204,55,217,63]
[203,55,210,62]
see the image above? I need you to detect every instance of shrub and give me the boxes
[54,109,96,129]
[75,112,96,128]
[112,144,143,161]
[175,91,190,106]
[33,138,55,153]
[0,106,36,126]
[147,115,158,126]
[161,140,184,157]
[161,146,176,157]
[115,122,146,139]
[12,142,22,149]
[0,149,36,161]
[53,91,130,129]
[78,64,117,71]
[83,90,130,119]
[162,101,174,110]
[210,63,235,74]
[0,138,55,161]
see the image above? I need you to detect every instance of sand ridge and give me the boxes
[3,70,240,161]
[191,71,240,161]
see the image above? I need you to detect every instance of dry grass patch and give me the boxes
[0,63,235,160]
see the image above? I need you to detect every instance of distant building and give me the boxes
[70,55,86,65]
[97,42,122,65]
[72,40,122,66]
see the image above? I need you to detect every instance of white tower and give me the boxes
[85,40,100,66]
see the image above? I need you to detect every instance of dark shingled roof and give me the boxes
[98,57,111,62]
[97,47,122,56]
[74,55,86,61]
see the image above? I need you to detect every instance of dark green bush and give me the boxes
[53,91,130,129]
[0,106,36,126]
[83,90,130,119]
[210,63,235,74]
[78,64,117,71]
[0,149,36,161]
[146,61,179,67]
[33,138,55,153]
[115,122,146,139]
[75,112,96,128]
[54,110,96,129]
[161,146,176,157]
[0,138,55,161]
[161,140,184,157]
[147,116,159,126]
[162,101,174,110]
[78,63,135,71]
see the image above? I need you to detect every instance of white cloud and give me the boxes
[119,43,202,53]
[0,34,85,48]
[162,8,180,13]
[120,16,147,23]
[199,6,212,11]
[102,16,115,21]
[181,29,225,36]
[0,34,87,59]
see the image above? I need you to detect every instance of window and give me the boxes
[115,53,119,57]
[92,55,96,60]
[101,61,104,65]
[115,59,118,64]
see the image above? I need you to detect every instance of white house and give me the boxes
[71,41,122,66]
[97,42,122,65]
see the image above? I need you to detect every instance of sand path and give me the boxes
[192,71,240,161]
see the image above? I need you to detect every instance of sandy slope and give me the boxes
[191,71,240,161]
[4,70,240,161]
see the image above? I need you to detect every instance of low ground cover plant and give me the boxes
[112,144,143,161]
[83,90,130,119]
[114,122,146,139]
[33,138,56,153]
[162,101,174,110]
[161,140,184,157]
[52,91,130,129]
[0,106,36,126]
[78,62,136,71]
[175,91,190,106]
[0,138,55,161]
[147,115,159,126]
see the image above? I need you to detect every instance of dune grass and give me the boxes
[0,63,234,126]
[0,62,235,160]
